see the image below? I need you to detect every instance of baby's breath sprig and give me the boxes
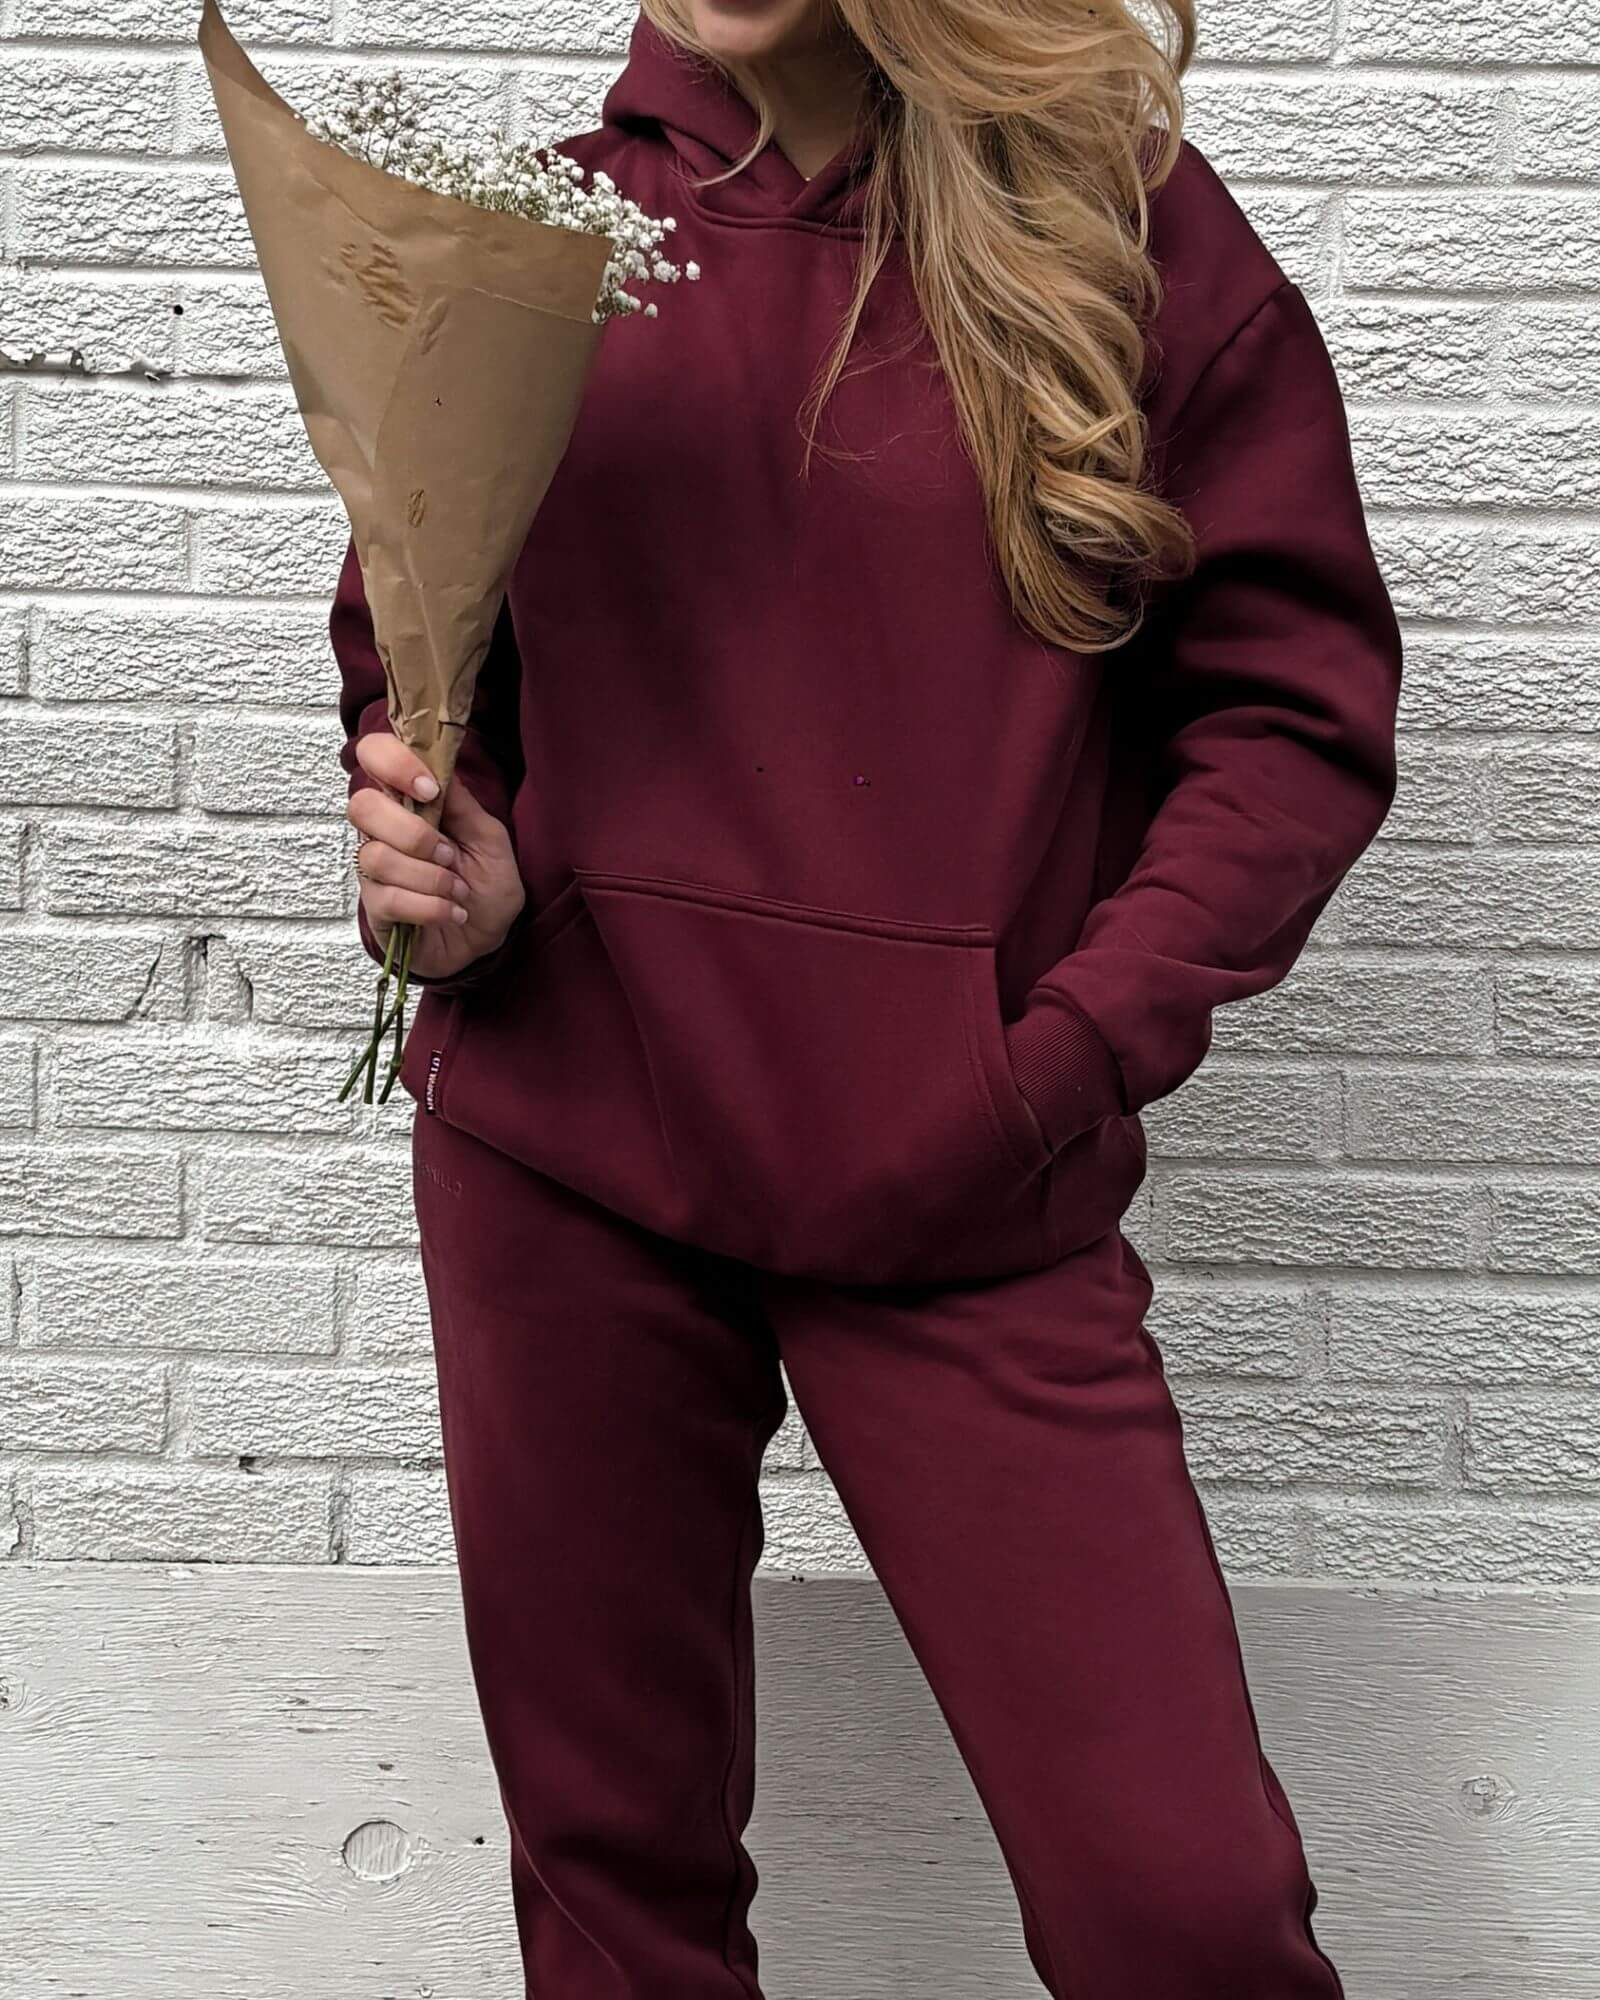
[307,74,700,321]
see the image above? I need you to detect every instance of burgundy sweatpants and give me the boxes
[412,1107,1345,1999]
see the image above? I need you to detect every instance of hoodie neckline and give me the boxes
[600,15,874,233]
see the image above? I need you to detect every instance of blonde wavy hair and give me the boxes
[640,0,1198,654]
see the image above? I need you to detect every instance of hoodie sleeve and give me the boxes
[1004,278,1403,1150]
[332,537,529,995]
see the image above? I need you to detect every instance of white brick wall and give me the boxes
[2,4,1597,1587]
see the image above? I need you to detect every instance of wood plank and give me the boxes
[0,1569,1595,1998]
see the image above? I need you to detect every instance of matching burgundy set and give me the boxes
[337,16,1402,1994]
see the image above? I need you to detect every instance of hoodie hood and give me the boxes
[600,14,874,230]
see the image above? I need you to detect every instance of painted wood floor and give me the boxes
[2,1569,1596,1997]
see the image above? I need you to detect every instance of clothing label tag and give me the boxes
[425,1048,443,1114]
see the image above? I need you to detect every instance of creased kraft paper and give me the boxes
[199,0,612,820]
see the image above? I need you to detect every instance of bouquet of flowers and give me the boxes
[197,0,697,1101]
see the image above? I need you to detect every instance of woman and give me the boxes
[335,0,1401,1991]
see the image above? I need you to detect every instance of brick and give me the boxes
[1186,81,1499,184]
[15,167,254,266]
[26,1466,332,1561]
[169,279,286,379]
[345,1469,453,1563]
[758,1472,868,1575]
[1351,411,1600,510]
[0,715,174,808]
[179,55,508,160]
[1143,1068,1328,1162]
[1497,967,1600,1057]
[0,932,167,1023]
[1196,0,1334,60]
[38,820,345,919]
[32,605,332,706]
[0,822,23,911]
[0,1040,37,1128]
[0,609,24,697]
[0,1148,181,1238]
[1321,303,1496,401]
[1315,1502,1600,1585]
[0,1041,32,1138]
[1162,1173,1478,1272]
[1382,746,1484,844]
[19,382,324,493]
[346,1257,433,1360]
[1346,0,1600,65]
[203,1146,417,1247]
[1331,1289,1600,1386]
[768,1394,809,1474]
[56,1037,353,1135]
[1345,193,1600,293]
[1494,747,1600,842]
[26,1256,337,1354]
[1348,1068,1600,1167]
[1191,1496,1306,1575]
[518,65,618,147]
[0,270,180,377]
[191,933,282,1030]
[1398,634,1600,733]
[12,0,331,33]
[1179,1387,1445,1488]
[193,715,347,816]
[1466,1396,1600,1496]
[1372,524,1487,621]
[1493,530,1600,622]
[0,56,178,155]
[1514,84,1600,182]
[1147,1283,1315,1380]
[190,500,350,595]
[1503,306,1600,401]
[0,1358,165,1451]
[1491,1183,1600,1275]
[233,934,385,1032]
[187,1362,440,1461]
[343,0,634,53]
[1337,851,1600,952]
[1213,957,1489,1059]
[0,496,187,591]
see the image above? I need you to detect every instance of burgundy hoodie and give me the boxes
[334,17,1402,1289]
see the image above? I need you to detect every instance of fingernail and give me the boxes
[433,841,455,865]
[451,876,470,902]
[451,904,469,923]
[413,774,439,800]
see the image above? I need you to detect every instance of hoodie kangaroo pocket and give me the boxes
[417,872,682,1232]
[576,869,1057,1285]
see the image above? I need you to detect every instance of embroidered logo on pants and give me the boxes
[418,1157,462,1197]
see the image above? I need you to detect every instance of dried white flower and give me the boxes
[307,73,701,324]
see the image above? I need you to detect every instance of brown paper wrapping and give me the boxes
[198,0,613,819]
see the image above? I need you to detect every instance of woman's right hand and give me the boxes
[347,734,526,982]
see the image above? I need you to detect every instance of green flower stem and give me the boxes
[338,792,442,1105]
[338,920,407,1104]
[378,923,417,1103]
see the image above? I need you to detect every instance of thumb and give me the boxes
[440,774,508,844]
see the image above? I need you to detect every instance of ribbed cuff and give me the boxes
[1004,994,1126,1155]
